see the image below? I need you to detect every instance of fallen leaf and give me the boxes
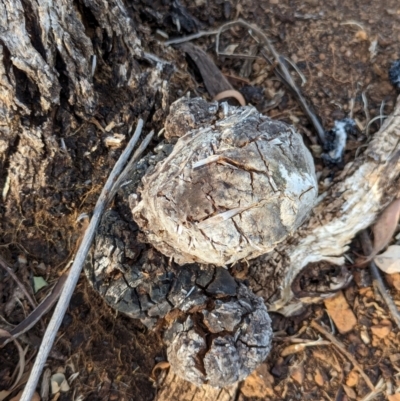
[388,394,400,401]
[374,245,400,274]
[324,291,357,334]
[343,384,357,399]
[372,198,400,257]
[33,276,48,293]
[51,373,70,394]
[314,368,324,386]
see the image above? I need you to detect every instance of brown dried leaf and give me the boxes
[179,43,233,98]
[324,291,357,334]
[342,384,357,399]
[372,198,400,257]
[388,394,400,401]
[314,368,324,386]
[290,365,304,385]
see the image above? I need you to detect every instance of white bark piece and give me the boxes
[265,95,400,315]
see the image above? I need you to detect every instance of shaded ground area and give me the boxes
[1,0,400,400]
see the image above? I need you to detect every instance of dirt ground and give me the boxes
[1,0,400,400]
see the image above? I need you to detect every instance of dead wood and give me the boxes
[255,95,400,316]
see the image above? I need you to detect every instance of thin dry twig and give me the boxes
[0,274,68,347]
[359,230,400,329]
[0,255,37,309]
[164,30,219,46]
[20,119,152,401]
[164,19,326,145]
[310,320,375,391]
[215,19,326,145]
[9,339,26,392]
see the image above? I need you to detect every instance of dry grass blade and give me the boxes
[0,274,68,347]
[359,230,400,329]
[215,19,326,145]
[19,119,151,401]
[0,255,37,309]
[372,198,400,257]
[9,339,26,392]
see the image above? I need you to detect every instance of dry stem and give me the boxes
[0,255,37,309]
[359,230,400,329]
[310,321,375,391]
[20,119,151,401]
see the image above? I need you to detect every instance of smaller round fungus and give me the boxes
[132,99,318,266]
[164,284,272,387]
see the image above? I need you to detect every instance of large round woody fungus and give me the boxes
[132,98,318,266]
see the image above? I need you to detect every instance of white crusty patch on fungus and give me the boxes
[132,100,318,266]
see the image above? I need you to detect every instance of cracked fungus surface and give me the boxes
[133,100,318,266]
[164,284,273,387]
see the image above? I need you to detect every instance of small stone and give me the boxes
[371,322,392,339]
[324,291,357,334]
[346,370,359,387]
[319,53,326,61]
